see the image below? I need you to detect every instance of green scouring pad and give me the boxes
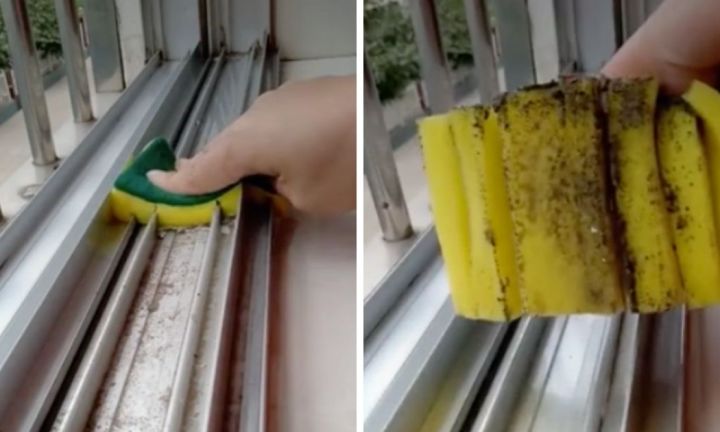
[110,137,241,227]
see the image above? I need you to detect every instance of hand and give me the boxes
[148,75,356,216]
[602,0,720,94]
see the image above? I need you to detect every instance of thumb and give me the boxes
[147,128,270,195]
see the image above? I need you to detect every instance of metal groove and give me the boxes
[0,52,160,268]
[471,318,548,432]
[419,324,508,432]
[238,197,273,432]
[197,195,244,431]
[603,309,684,432]
[364,226,438,340]
[176,50,228,158]
[162,208,222,432]
[52,216,157,432]
[0,52,202,425]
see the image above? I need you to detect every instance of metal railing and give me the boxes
[0,0,140,223]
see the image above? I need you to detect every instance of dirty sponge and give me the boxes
[110,137,241,227]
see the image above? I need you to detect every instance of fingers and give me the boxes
[602,0,720,94]
[147,153,235,195]
[148,128,268,195]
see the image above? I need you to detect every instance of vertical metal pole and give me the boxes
[567,0,619,72]
[462,0,499,103]
[528,0,561,82]
[0,0,57,166]
[54,0,93,122]
[491,0,536,90]
[407,0,453,113]
[553,0,580,73]
[85,0,125,92]
[620,0,645,42]
[364,58,413,242]
[197,0,209,57]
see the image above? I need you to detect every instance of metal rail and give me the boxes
[52,217,156,432]
[407,0,453,113]
[162,209,220,431]
[363,57,413,242]
[53,0,93,122]
[462,0,499,102]
[51,49,270,431]
[238,193,273,432]
[0,49,205,429]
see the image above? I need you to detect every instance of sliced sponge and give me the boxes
[110,137,241,227]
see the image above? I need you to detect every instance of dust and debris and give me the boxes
[86,226,215,431]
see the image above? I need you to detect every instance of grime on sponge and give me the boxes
[110,137,241,227]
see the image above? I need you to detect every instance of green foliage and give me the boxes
[27,0,62,58]
[364,1,419,101]
[0,14,8,70]
[0,0,65,70]
[437,0,473,66]
[365,0,474,101]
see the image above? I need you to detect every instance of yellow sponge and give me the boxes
[110,137,242,227]
[110,187,241,227]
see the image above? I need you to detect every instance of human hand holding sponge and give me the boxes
[418,0,720,320]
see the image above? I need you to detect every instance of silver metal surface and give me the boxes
[418,324,507,431]
[86,0,125,92]
[363,57,412,243]
[553,0,580,73]
[620,0,646,41]
[604,310,684,432]
[206,0,228,55]
[0,219,135,431]
[0,53,160,268]
[527,0,560,82]
[141,0,165,56]
[686,307,720,431]
[0,54,196,428]
[472,318,548,432]
[462,0,499,102]
[572,0,618,72]
[160,0,201,60]
[197,0,210,57]
[196,54,256,141]
[50,53,263,431]
[175,51,226,157]
[194,197,244,431]
[238,198,273,432]
[82,75,268,424]
[54,0,93,122]
[226,0,269,54]
[162,210,220,432]
[0,0,57,165]
[364,255,502,431]
[602,313,642,432]
[524,315,620,431]
[245,40,267,111]
[407,0,453,113]
[492,0,536,90]
[52,217,156,432]
[364,226,436,339]
[86,227,208,430]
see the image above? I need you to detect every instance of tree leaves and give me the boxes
[365,0,474,102]
[0,0,67,70]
